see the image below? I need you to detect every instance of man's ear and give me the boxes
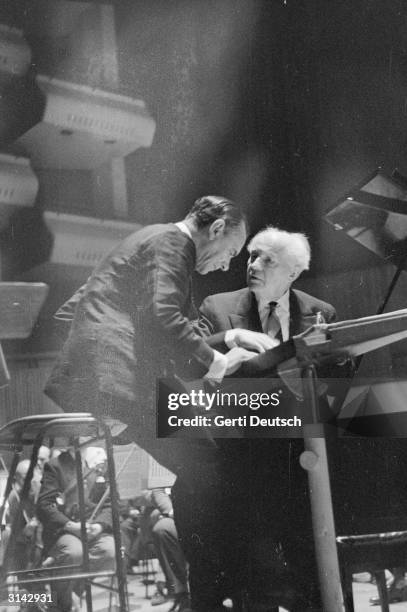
[290,265,301,282]
[208,218,226,240]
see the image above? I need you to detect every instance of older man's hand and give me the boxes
[225,329,279,353]
[224,346,259,375]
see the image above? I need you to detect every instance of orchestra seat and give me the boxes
[0,413,129,612]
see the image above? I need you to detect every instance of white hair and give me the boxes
[247,226,311,272]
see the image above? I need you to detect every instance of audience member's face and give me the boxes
[15,464,30,492]
[37,446,50,471]
[15,461,42,497]
[247,241,296,300]
[195,220,246,274]
[15,472,27,492]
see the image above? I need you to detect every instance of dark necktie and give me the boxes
[267,301,282,341]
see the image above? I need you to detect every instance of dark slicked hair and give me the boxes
[186,195,247,232]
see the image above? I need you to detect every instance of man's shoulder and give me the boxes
[124,223,191,249]
[292,288,335,319]
[201,287,249,311]
[116,223,194,268]
[48,451,74,471]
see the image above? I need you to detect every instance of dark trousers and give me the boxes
[172,439,321,612]
[48,533,115,612]
[120,517,139,570]
[152,516,188,595]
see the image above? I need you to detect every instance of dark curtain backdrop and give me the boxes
[113,0,407,302]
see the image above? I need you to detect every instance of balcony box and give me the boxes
[16,75,156,170]
[44,211,141,267]
[0,154,38,229]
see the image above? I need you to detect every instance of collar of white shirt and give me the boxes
[258,290,290,341]
[175,221,192,239]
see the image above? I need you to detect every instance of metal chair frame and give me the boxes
[0,413,129,612]
[337,530,407,612]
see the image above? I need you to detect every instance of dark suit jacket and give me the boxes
[37,451,112,552]
[199,286,336,339]
[198,287,338,430]
[44,224,214,434]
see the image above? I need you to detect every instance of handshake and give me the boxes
[223,329,279,376]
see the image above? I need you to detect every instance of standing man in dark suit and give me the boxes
[44,197,285,612]
[44,196,266,470]
[176,227,336,612]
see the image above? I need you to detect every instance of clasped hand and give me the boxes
[65,521,103,539]
[227,329,279,352]
[224,330,278,376]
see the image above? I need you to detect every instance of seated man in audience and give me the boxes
[37,446,115,612]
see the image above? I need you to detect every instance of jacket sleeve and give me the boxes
[92,504,113,532]
[150,489,173,516]
[196,296,229,352]
[140,233,215,371]
[54,284,87,321]
[37,462,70,532]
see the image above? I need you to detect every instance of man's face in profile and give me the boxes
[195,220,247,274]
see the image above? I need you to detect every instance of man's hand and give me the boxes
[225,346,258,375]
[226,329,279,353]
[129,508,140,519]
[87,523,103,539]
[64,521,83,536]
[65,521,103,539]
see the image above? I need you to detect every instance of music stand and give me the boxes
[324,168,407,309]
[318,170,407,608]
[0,282,48,386]
[281,310,407,611]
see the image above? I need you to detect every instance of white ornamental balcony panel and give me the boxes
[0,154,38,229]
[0,154,38,206]
[0,25,31,82]
[44,211,141,267]
[16,76,156,170]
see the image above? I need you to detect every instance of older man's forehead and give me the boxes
[248,237,279,256]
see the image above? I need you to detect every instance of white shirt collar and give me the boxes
[175,221,192,239]
[276,290,290,313]
[258,290,290,313]
[257,290,290,341]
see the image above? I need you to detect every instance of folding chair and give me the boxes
[0,413,129,612]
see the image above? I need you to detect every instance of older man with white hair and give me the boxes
[173,227,337,612]
[199,226,335,344]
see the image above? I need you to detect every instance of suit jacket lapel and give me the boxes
[289,290,303,336]
[228,289,262,332]
[226,288,306,336]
